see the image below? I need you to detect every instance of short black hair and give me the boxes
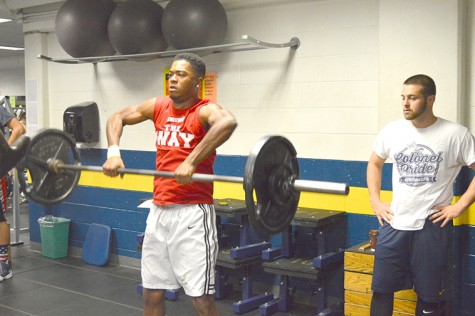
[404,74,436,97]
[174,53,206,78]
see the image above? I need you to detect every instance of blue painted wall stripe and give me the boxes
[78,148,475,194]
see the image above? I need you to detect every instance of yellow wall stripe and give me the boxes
[77,171,475,225]
[78,171,154,192]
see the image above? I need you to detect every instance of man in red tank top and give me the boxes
[103,53,237,316]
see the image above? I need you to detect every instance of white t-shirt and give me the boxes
[373,117,475,230]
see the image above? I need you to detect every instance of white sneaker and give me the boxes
[0,261,12,281]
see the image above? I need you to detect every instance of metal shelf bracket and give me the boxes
[37,35,300,64]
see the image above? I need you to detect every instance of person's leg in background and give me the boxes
[370,224,413,316]
[412,220,454,316]
[370,292,394,316]
[0,176,12,281]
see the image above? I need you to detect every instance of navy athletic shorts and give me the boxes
[371,218,453,303]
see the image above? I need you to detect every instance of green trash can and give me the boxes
[38,216,71,259]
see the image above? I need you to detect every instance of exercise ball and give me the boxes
[108,0,168,56]
[55,0,116,58]
[162,0,228,49]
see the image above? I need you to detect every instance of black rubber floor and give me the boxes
[1,199,317,316]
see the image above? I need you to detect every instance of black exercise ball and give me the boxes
[162,0,228,49]
[55,0,116,58]
[108,0,168,56]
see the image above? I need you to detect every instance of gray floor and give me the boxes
[2,197,317,316]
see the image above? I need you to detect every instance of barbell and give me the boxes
[18,129,349,235]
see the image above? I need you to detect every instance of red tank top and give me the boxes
[153,97,215,205]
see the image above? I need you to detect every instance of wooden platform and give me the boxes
[344,242,417,315]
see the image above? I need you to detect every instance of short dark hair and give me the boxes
[174,53,206,78]
[404,74,436,97]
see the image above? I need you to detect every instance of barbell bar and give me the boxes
[48,161,348,195]
[18,129,349,235]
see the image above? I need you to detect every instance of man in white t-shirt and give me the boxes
[367,74,475,316]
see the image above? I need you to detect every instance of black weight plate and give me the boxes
[19,129,81,205]
[244,135,300,235]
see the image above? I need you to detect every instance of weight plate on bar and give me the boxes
[244,135,300,235]
[19,129,81,205]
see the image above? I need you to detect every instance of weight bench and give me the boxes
[214,198,274,313]
[260,207,346,316]
[214,198,272,259]
[216,248,274,314]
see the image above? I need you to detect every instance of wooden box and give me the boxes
[344,242,416,316]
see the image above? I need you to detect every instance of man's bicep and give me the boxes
[121,98,155,125]
[200,103,230,126]
[5,117,24,134]
[5,117,17,128]
[369,151,386,168]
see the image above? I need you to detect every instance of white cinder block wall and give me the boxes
[0,69,25,97]
[379,0,464,129]
[19,0,471,162]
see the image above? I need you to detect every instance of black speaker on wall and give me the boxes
[63,101,99,143]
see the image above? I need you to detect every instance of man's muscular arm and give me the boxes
[174,103,237,184]
[5,117,25,145]
[430,163,475,227]
[103,98,155,177]
[367,152,393,226]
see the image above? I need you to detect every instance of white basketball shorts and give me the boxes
[141,203,218,297]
